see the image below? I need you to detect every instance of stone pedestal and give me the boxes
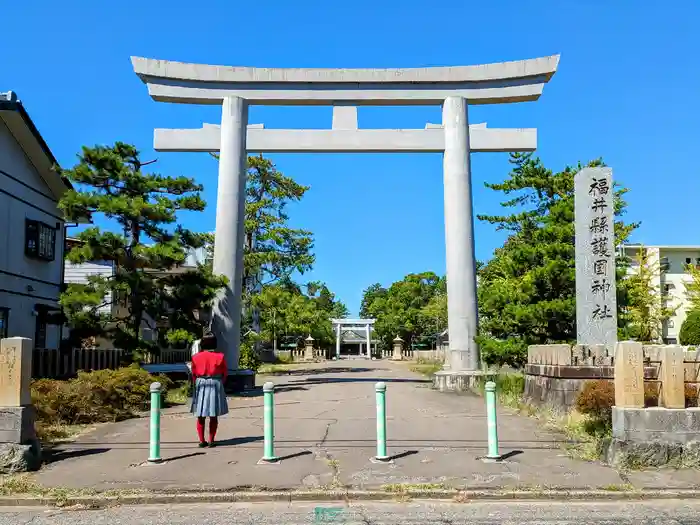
[391,336,403,361]
[0,338,41,473]
[604,406,700,468]
[433,370,488,392]
[304,335,315,361]
[223,369,256,393]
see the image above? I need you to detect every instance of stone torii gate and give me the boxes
[131,55,559,387]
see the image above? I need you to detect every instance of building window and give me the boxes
[668,320,675,328]
[665,337,678,344]
[0,309,8,339]
[687,258,692,264]
[25,219,56,261]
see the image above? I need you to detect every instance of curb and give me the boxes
[3,489,700,508]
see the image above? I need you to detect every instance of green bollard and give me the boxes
[485,381,501,460]
[372,382,390,462]
[148,382,162,463]
[259,381,280,464]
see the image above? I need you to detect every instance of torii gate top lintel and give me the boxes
[130,54,560,106]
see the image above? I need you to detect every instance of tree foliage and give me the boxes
[623,246,677,342]
[251,280,348,348]
[684,263,700,312]
[58,143,226,356]
[475,153,639,367]
[680,310,700,346]
[360,272,446,349]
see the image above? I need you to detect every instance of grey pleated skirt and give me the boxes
[191,376,229,417]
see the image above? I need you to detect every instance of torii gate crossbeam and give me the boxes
[131,55,559,387]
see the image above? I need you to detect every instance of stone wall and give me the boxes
[523,343,693,411]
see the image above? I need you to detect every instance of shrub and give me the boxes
[31,365,172,426]
[680,310,700,345]
[575,380,614,426]
[238,341,262,372]
[475,336,528,368]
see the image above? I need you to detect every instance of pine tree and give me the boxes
[476,153,639,367]
[58,142,226,357]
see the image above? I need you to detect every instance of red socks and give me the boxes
[196,417,206,443]
[209,417,218,443]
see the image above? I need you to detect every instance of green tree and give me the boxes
[476,153,639,367]
[360,283,387,319]
[684,263,700,311]
[252,282,335,348]
[361,272,443,349]
[307,281,350,319]
[58,142,226,357]
[623,246,677,342]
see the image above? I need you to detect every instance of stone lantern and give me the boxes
[304,334,315,361]
[392,335,404,360]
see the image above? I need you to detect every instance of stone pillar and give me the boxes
[660,345,684,409]
[211,96,248,371]
[442,96,479,371]
[365,324,371,358]
[304,335,315,361]
[0,338,41,472]
[335,323,341,359]
[392,335,403,361]
[614,341,644,408]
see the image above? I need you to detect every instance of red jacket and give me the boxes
[191,350,228,380]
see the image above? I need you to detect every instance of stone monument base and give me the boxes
[224,369,256,393]
[602,407,700,468]
[0,406,41,473]
[433,370,488,392]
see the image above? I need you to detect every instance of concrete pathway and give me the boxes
[33,360,700,491]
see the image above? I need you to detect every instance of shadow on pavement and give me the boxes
[214,435,264,447]
[387,450,419,461]
[234,385,309,397]
[164,451,206,462]
[278,450,313,462]
[261,367,385,376]
[289,377,431,385]
[499,450,524,460]
[43,447,110,465]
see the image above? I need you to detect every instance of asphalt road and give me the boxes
[1,500,700,524]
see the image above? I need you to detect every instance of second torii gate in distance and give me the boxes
[131,55,560,389]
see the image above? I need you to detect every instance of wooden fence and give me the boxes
[32,347,192,379]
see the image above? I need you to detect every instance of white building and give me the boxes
[0,91,71,349]
[620,244,700,344]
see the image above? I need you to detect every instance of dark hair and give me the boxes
[200,332,218,351]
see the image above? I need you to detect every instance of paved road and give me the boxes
[37,360,649,491]
[1,500,700,524]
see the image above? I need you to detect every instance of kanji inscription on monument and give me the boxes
[575,167,617,348]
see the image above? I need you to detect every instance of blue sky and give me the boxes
[2,1,699,315]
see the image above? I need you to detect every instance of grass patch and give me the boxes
[257,363,305,375]
[0,475,148,506]
[409,358,443,377]
[600,483,635,492]
[164,381,192,406]
[381,482,449,493]
[35,422,90,444]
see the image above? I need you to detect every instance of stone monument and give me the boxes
[131,55,560,389]
[0,338,41,472]
[575,167,618,349]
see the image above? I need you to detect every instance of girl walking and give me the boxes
[190,332,229,447]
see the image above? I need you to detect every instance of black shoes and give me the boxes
[198,441,208,448]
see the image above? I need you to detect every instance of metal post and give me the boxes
[372,382,390,462]
[148,382,162,463]
[485,381,501,460]
[259,381,280,464]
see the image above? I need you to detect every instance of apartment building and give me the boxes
[620,244,700,344]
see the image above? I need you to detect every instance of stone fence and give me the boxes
[524,342,699,410]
